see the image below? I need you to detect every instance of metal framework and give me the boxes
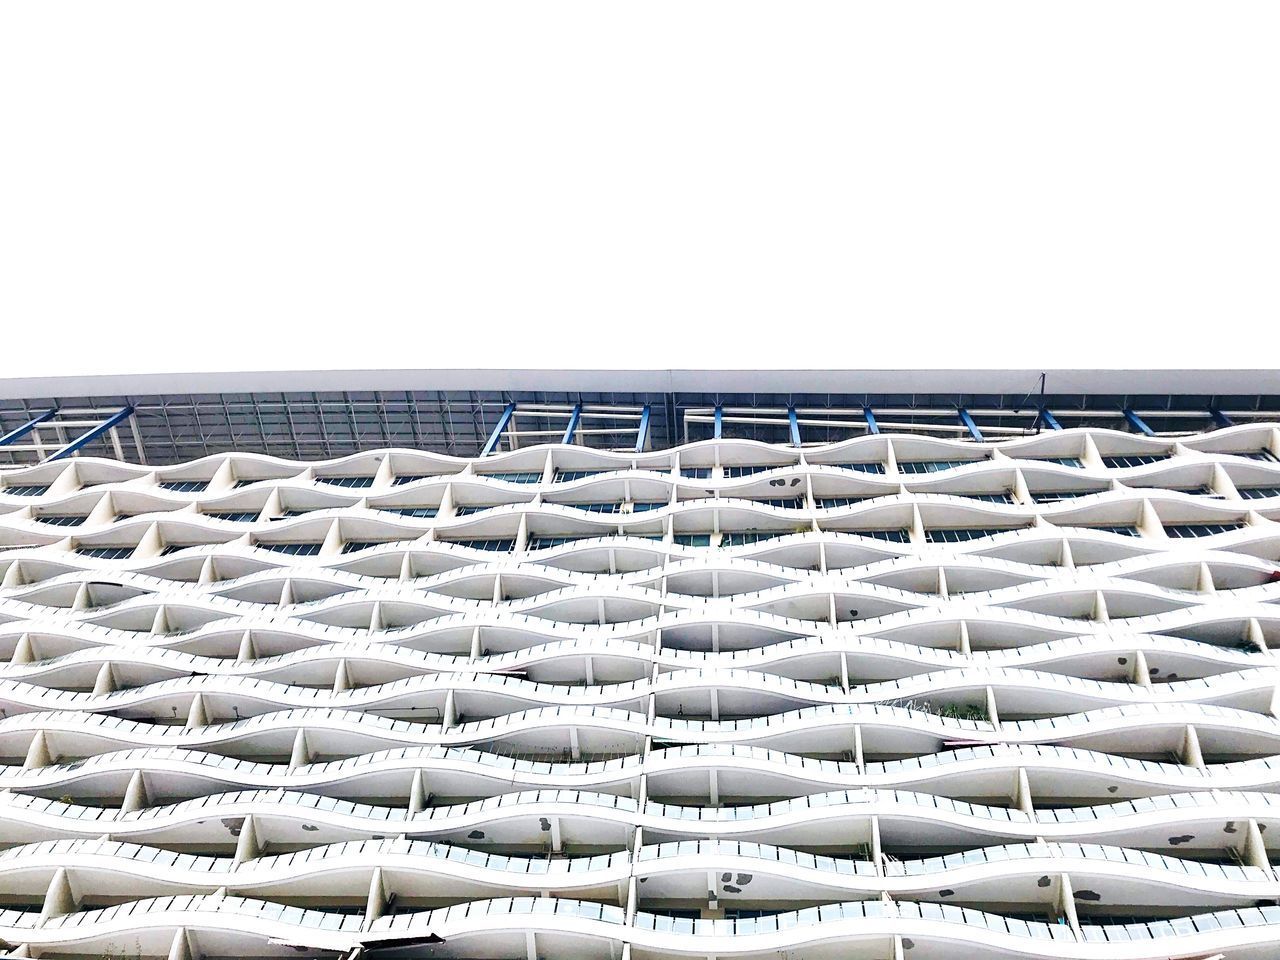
[0,405,140,465]
[0,389,1278,467]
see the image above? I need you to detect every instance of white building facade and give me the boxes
[1,371,1280,959]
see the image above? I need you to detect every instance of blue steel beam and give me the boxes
[0,409,55,447]
[45,406,135,462]
[1209,408,1233,429]
[1038,408,1063,431]
[863,407,880,435]
[480,403,516,456]
[561,404,582,445]
[713,405,723,440]
[1122,408,1156,437]
[634,404,652,453]
[957,408,984,442]
[787,407,802,447]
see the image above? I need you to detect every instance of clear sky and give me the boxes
[1,2,1276,379]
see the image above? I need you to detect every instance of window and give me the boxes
[674,533,712,547]
[1238,487,1280,500]
[160,544,195,556]
[553,469,611,482]
[679,467,712,479]
[817,496,876,509]
[720,531,782,546]
[1070,525,1140,536]
[565,502,622,513]
[748,497,804,509]
[722,465,774,478]
[632,501,667,511]
[206,511,261,523]
[275,509,314,519]
[454,505,497,516]
[1235,450,1279,462]
[527,535,594,549]
[898,460,985,474]
[233,478,263,488]
[36,515,87,527]
[258,542,323,556]
[851,529,909,542]
[381,506,437,518]
[1023,457,1084,468]
[958,492,1013,503]
[479,471,542,484]
[446,538,516,552]
[1163,523,1244,538]
[317,476,375,488]
[392,474,433,485]
[158,480,208,493]
[1102,454,1169,468]
[77,546,134,559]
[3,485,50,497]
[926,528,1022,543]
[342,540,407,553]
[1033,490,1107,503]
[832,462,885,474]
[1163,484,1215,497]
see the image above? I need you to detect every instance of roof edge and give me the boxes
[2,368,1278,401]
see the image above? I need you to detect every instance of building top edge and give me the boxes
[3,368,1280,401]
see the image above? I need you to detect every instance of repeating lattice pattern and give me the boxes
[3,423,1280,960]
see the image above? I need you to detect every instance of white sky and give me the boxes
[1,2,1277,379]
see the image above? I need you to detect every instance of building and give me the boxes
[2,368,1280,960]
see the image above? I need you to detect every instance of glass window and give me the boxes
[316,475,375,488]
[1068,524,1140,536]
[342,540,407,553]
[158,480,208,492]
[926,528,1021,542]
[1163,522,1243,538]
[553,469,611,482]
[1102,454,1169,468]
[3,485,50,496]
[527,535,593,550]
[749,496,804,509]
[77,546,135,559]
[36,514,87,526]
[1239,486,1280,500]
[1033,489,1107,503]
[257,542,323,556]
[898,459,986,474]
[206,511,260,523]
[851,528,909,542]
[832,461,885,474]
[446,538,516,552]
[1023,456,1084,468]
[479,471,542,484]
[721,531,782,546]
[381,506,437,518]
[958,491,1013,503]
